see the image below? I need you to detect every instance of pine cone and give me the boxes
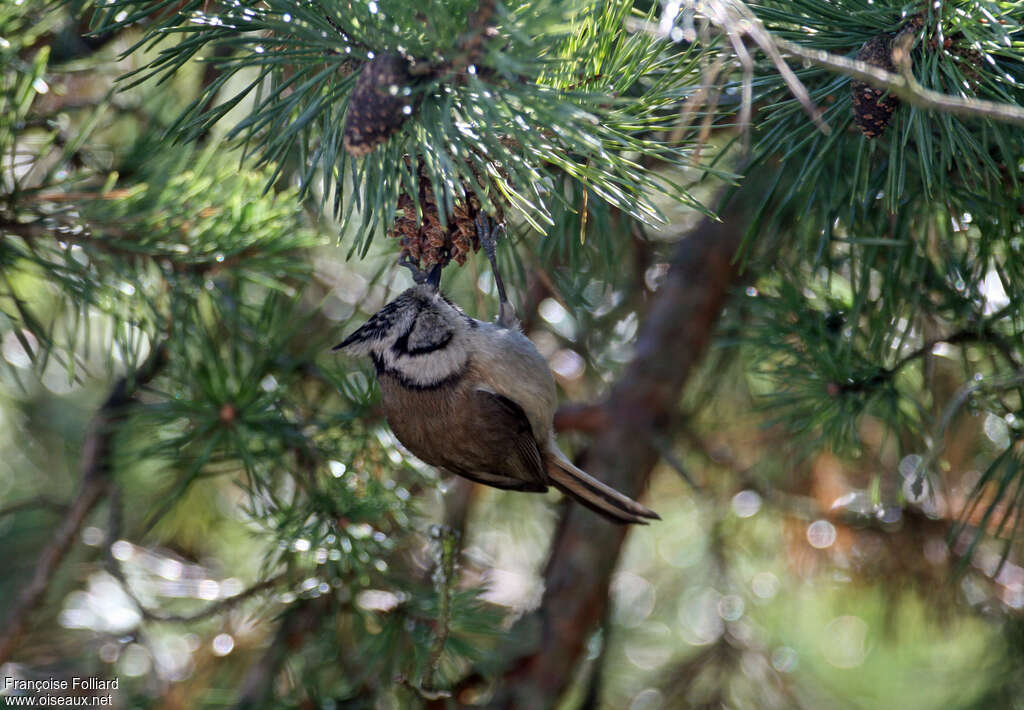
[343,53,416,157]
[851,34,899,138]
[389,172,485,268]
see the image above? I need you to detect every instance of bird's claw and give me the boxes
[476,214,516,327]
[398,253,428,283]
[398,253,442,290]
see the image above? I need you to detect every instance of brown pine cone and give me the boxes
[851,34,899,138]
[389,173,486,268]
[343,53,417,157]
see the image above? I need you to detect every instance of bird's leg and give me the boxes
[397,252,427,283]
[476,213,517,328]
[397,252,443,291]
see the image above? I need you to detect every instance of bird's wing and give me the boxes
[465,388,548,489]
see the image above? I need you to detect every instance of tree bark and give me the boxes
[492,210,745,708]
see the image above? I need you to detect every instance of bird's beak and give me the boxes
[332,324,375,354]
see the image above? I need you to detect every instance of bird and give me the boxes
[333,217,659,524]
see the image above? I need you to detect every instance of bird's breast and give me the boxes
[377,373,466,468]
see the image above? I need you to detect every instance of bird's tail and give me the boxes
[545,448,660,525]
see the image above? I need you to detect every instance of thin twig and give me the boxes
[775,35,1024,127]
[726,29,755,146]
[838,327,1011,394]
[233,597,333,710]
[671,39,727,145]
[0,478,109,665]
[418,528,457,699]
[649,433,702,491]
[137,573,286,624]
[677,424,832,523]
[919,371,1024,495]
[634,1,1024,131]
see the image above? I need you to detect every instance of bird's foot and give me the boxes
[475,214,516,327]
[398,253,442,290]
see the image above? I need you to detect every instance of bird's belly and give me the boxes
[378,377,460,468]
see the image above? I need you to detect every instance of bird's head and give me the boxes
[333,285,474,387]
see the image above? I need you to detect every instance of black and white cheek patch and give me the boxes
[397,309,452,356]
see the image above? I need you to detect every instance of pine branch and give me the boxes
[640,0,1024,235]
[629,1,829,136]
[79,0,710,253]
[638,1,1024,129]
[419,527,457,698]
[836,327,1008,395]
[489,197,747,709]
[776,31,1024,127]
[0,343,167,665]
[2,212,294,275]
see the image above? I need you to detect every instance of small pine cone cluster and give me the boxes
[344,53,417,157]
[851,34,899,138]
[390,182,483,268]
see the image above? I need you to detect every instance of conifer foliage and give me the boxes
[2,0,1024,708]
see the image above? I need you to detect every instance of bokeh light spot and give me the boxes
[611,572,656,628]
[211,633,235,656]
[717,594,744,621]
[806,519,837,549]
[771,646,798,673]
[120,644,152,676]
[822,616,869,668]
[110,540,134,561]
[752,572,779,600]
[629,688,664,710]
[731,490,762,518]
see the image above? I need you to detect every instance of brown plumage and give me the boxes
[335,285,659,524]
[379,367,548,492]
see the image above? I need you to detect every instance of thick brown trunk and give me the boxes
[490,211,746,708]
